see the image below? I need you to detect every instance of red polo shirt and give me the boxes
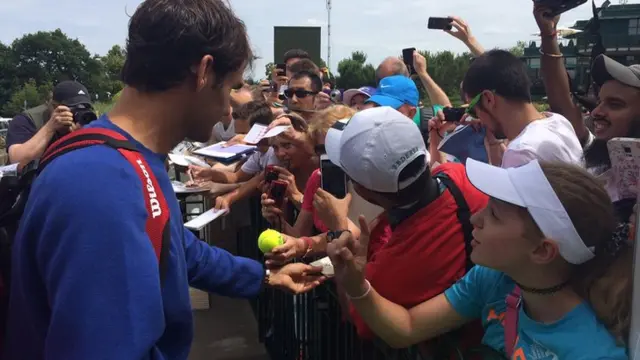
[349,163,488,341]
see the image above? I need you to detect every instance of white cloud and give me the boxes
[0,0,636,79]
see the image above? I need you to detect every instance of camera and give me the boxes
[330,89,342,103]
[69,105,97,126]
[323,89,342,103]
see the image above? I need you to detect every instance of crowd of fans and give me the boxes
[1,0,638,359]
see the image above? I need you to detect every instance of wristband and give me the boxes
[300,236,313,257]
[538,48,563,58]
[346,280,372,300]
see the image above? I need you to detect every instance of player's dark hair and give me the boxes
[288,59,320,76]
[122,0,252,92]
[462,49,532,103]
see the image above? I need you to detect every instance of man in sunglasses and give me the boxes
[462,50,582,168]
[284,70,323,122]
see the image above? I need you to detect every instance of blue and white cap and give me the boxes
[367,75,419,109]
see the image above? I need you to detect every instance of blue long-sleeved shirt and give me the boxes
[5,117,265,360]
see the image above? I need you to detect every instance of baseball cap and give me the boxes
[342,86,376,105]
[324,107,428,193]
[52,81,91,106]
[465,158,594,265]
[366,75,419,109]
[592,54,640,89]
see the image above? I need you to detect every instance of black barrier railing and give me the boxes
[235,196,427,360]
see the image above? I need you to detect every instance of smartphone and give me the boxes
[533,0,588,17]
[402,47,417,76]
[320,155,347,199]
[269,180,288,208]
[443,107,467,123]
[427,17,453,31]
[607,138,640,200]
[276,63,286,76]
[264,165,279,183]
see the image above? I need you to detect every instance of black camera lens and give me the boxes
[72,109,98,126]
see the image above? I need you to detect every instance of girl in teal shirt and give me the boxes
[329,159,631,359]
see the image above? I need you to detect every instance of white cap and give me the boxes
[465,158,595,265]
[324,107,428,193]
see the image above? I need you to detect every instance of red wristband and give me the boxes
[300,237,313,257]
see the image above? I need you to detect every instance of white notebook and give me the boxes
[194,141,256,159]
[184,208,228,230]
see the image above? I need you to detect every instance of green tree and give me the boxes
[508,41,527,57]
[9,29,102,93]
[420,50,472,104]
[2,79,52,116]
[335,51,376,89]
[97,45,126,100]
[0,42,17,111]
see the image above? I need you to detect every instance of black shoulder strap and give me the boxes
[436,173,474,272]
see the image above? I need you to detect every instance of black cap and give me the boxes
[52,81,91,106]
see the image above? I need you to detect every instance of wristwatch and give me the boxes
[327,230,350,243]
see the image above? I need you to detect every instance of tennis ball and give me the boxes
[258,229,284,254]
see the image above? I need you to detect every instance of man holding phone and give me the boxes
[313,107,488,353]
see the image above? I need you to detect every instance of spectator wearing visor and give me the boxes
[6,80,96,165]
[327,158,630,359]
[313,107,488,356]
[342,86,376,111]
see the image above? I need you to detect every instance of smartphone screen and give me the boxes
[427,17,453,30]
[320,156,347,199]
[442,107,466,123]
[402,48,417,75]
[270,180,288,207]
[276,63,286,76]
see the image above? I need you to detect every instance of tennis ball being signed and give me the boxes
[258,229,284,254]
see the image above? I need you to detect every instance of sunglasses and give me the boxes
[465,91,489,119]
[284,88,318,99]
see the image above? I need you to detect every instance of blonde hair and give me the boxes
[537,162,631,345]
[308,105,356,143]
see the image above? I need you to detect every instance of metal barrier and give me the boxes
[236,196,427,360]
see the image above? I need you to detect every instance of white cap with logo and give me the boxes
[324,107,428,193]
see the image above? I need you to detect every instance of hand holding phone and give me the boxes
[269,180,288,208]
[442,107,467,123]
[428,17,453,31]
[607,137,640,201]
[402,48,417,76]
[533,0,588,17]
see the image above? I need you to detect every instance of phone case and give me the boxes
[607,137,640,200]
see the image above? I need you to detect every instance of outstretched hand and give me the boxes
[327,215,376,297]
[269,263,326,294]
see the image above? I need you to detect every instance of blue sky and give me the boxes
[0,0,635,79]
